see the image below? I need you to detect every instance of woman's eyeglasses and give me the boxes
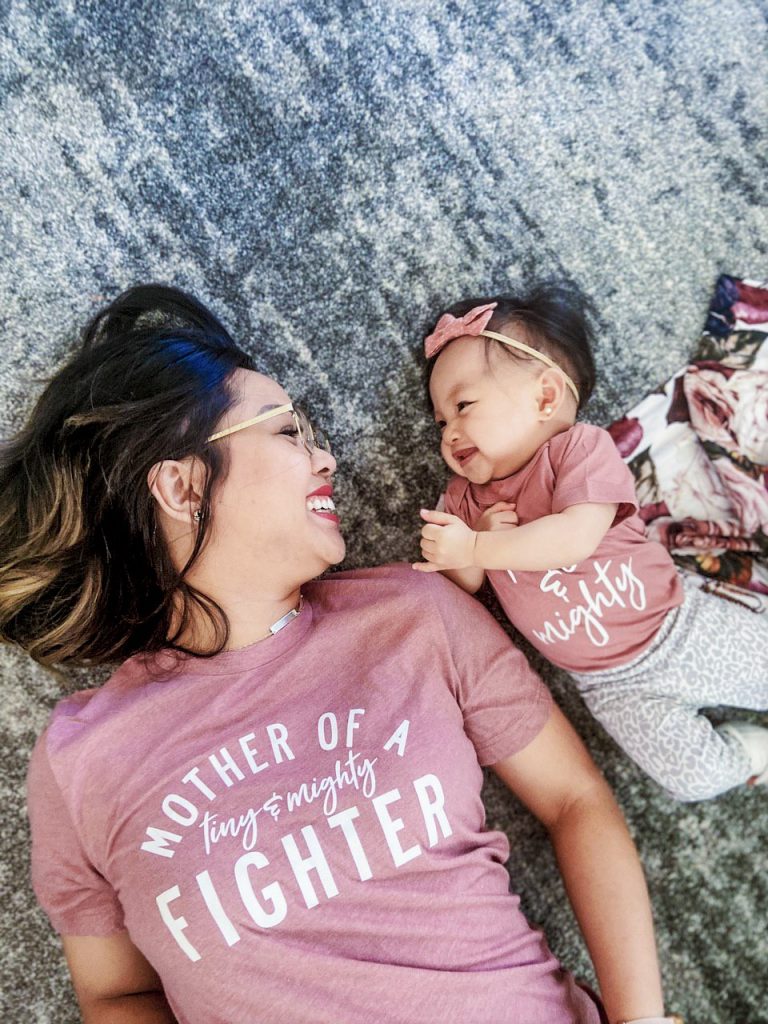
[206,402,330,456]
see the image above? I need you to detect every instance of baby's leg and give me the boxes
[574,574,768,798]
[581,686,753,801]
[573,574,768,799]
[669,582,768,710]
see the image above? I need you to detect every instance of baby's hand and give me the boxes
[413,508,477,572]
[476,501,518,532]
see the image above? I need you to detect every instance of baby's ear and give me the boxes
[536,367,568,418]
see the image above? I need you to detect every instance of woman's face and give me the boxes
[205,369,345,591]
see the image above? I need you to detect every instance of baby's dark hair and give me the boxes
[425,281,596,413]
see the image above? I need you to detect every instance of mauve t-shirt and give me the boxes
[28,565,599,1024]
[444,423,683,673]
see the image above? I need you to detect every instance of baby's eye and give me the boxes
[456,400,474,412]
[435,419,446,432]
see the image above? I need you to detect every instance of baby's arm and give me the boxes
[424,501,520,592]
[441,565,486,593]
[414,502,617,574]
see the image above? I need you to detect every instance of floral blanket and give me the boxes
[608,275,768,611]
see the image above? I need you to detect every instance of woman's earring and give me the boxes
[193,509,203,523]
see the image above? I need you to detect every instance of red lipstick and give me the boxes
[306,483,339,523]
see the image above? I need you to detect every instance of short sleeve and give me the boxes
[425,575,552,765]
[550,423,638,523]
[27,732,125,936]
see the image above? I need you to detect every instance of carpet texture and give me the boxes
[1,2,767,1021]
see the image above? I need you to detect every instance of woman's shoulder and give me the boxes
[304,564,512,669]
[37,657,155,753]
[308,561,445,594]
[306,562,460,615]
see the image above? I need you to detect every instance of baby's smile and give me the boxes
[453,446,479,466]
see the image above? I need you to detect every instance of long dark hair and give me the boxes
[0,284,256,669]
[425,281,597,412]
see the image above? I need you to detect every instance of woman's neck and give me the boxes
[171,585,304,653]
[224,590,304,650]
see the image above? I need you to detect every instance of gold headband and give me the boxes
[479,330,580,404]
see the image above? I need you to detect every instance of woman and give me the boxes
[2,285,674,1023]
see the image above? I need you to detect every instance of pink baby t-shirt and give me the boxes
[444,423,683,673]
[28,565,599,1024]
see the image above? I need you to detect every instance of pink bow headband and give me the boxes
[424,301,580,404]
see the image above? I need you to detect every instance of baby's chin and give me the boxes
[451,462,495,486]
[471,460,524,484]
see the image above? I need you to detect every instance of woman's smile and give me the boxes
[306,483,340,524]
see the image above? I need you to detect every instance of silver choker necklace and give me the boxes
[268,595,303,637]
[228,596,304,652]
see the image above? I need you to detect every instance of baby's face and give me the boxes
[429,337,552,482]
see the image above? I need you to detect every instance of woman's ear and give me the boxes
[147,457,206,524]
[536,368,568,419]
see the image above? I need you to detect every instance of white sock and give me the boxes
[717,722,768,785]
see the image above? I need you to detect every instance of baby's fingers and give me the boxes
[411,560,443,573]
[420,508,461,526]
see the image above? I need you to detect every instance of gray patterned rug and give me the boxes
[1,2,767,1021]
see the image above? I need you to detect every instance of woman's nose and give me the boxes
[311,445,337,476]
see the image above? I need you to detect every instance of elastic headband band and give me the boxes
[478,329,580,404]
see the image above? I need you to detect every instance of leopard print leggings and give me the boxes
[571,574,768,801]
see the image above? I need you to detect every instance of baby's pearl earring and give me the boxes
[543,405,553,416]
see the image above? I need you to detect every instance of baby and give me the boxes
[415,282,768,801]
